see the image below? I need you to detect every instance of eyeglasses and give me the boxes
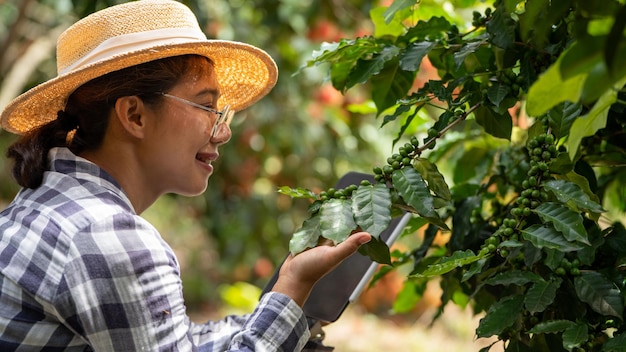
[160,93,234,139]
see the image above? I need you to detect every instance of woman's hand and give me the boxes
[270,232,371,306]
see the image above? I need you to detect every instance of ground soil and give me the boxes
[322,304,505,352]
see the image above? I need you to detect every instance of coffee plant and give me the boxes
[280,0,626,350]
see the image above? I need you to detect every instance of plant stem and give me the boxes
[417,103,481,154]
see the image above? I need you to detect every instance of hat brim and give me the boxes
[0,40,278,134]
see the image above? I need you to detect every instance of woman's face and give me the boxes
[140,62,231,197]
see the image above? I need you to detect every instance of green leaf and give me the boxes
[534,202,589,245]
[528,319,575,334]
[530,1,570,46]
[546,102,583,140]
[486,6,517,49]
[306,199,323,215]
[559,37,605,80]
[347,45,400,88]
[543,180,605,214]
[521,224,585,252]
[453,41,483,69]
[450,183,480,200]
[485,271,544,286]
[289,214,321,255]
[381,0,415,24]
[474,106,513,140]
[391,104,424,146]
[310,41,342,62]
[476,295,524,338]
[526,51,587,117]
[462,257,489,282]
[329,61,357,91]
[579,46,626,104]
[550,152,575,175]
[400,41,435,71]
[352,183,392,239]
[306,38,380,91]
[525,277,561,314]
[452,145,493,184]
[486,82,511,108]
[414,249,485,278]
[392,167,437,218]
[392,279,425,313]
[574,271,624,320]
[563,321,588,351]
[358,235,392,265]
[403,16,451,42]
[371,59,415,114]
[413,159,451,201]
[603,331,626,351]
[605,5,626,71]
[566,87,616,161]
[371,6,406,38]
[277,186,317,199]
[319,199,357,244]
[429,80,456,103]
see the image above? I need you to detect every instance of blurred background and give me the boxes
[0,0,501,350]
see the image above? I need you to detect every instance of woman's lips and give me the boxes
[195,152,218,164]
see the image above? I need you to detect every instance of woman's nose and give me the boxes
[210,123,231,145]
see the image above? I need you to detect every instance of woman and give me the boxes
[0,1,370,351]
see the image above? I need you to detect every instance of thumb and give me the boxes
[331,231,371,260]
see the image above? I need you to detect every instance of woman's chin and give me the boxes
[174,182,209,197]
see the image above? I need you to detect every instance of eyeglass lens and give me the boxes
[160,93,233,138]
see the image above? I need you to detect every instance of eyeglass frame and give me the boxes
[159,93,234,138]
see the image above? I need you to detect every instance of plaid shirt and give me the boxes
[0,147,309,351]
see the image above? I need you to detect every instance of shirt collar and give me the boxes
[48,147,135,213]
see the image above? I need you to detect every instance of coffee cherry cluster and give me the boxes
[319,182,369,202]
[471,7,492,27]
[425,128,439,150]
[373,136,420,183]
[481,217,519,256]
[555,257,581,277]
[512,132,557,213]
[480,132,558,257]
[515,134,557,214]
[498,69,525,98]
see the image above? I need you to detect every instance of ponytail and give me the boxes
[6,111,75,188]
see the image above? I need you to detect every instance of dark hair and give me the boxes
[7,54,214,189]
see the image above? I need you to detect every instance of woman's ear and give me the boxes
[114,96,146,139]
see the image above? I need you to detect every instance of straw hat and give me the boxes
[0,0,278,134]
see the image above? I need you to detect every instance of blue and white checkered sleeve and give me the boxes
[55,212,309,351]
[192,292,310,351]
[228,292,311,351]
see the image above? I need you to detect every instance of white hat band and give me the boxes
[60,27,207,75]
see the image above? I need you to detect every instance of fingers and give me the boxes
[329,231,371,260]
[272,232,372,306]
